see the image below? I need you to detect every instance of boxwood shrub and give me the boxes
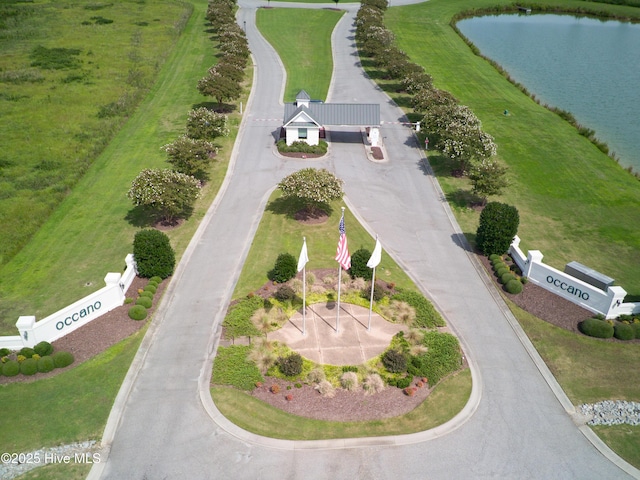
[505,278,523,294]
[495,266,509,277]
[3,360,20,376]
[133,229,176,279]
[34,341,53,357]
[20,358,38,376]
[19,347,35,358]
[488,254,500,262]
[614,323,634,341]
[144,284,157,294]
[632,322,640,339]
[128,305,148,321]
[500,272,516,285]
[139,290,154,299]
[579,318,614,339]
[38,356,55,373]
[53,351,74,368]
[150,276,162,284]
[136,296,153,309]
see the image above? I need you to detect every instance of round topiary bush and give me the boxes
[139,290,154,299]
[579,318,614,339]
[278,353,303,377]
[136,296,153,309]
[382,349,407,373]
[128,305,148,321]
[495,266,509,277]
[19,347,35,358]
[267,253,297,283]
[38,356,55,373]
[492,258,505,268]
[150,276,162,284]
[20,358,38,376]
[0,348,10,357]
[349,248,373,280]
[505,278,523,294]
[144,284,157,294]
[273,285,296,302]
[3,360,20,377]
[133,229,176,279]
[614,323,634,341]
[53,351,74,368]
[500,272,516,285]
[34,341,53,357]
[489,253,500,261]
[632,322,640,339]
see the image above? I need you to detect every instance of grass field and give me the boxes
[384,0,640,297]
[256,8,343,102]
[0,0,245,333]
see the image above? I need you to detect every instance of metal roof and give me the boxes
[283,102,380,127]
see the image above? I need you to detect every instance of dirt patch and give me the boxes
[293,208,329,225]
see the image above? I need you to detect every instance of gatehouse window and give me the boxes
[298,128,308,139]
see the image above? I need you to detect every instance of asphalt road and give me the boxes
[89,2,638,479]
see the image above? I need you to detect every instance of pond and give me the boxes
[457,14,640,171]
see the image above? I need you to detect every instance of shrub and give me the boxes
[34,341,53,357]
[349,248,373,280]
[363,373,385,394]
[505,278,523,294]
[315,380,336,397]
[150,276,162,284]
[37,356,55,373]
[19,347,36,358]
[407,331,462,384]
[273,285,296,302]
[579,318,614,339]
[128,305,148,321]
[488,254,500,261]
[3,360,20,377]
[495,266,509,277]
[614,323,634,341]
[133,229,176,279]
[20,358,38,375]
[476,202,519,255]
[139,290,154,299]
[382,349,407,373]
[270,384,280,394]
[136,296,153,309]
[0,348,10,357]
[278,353,303,377]
[268,253,297,283]
[53,351,74,368]
[307,368,326,384]
[500,272,516,285]
[391,376,412,389]
[632,322,640,339]
[340,371,359,391]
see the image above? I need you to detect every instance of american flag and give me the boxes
[335,214,351,270]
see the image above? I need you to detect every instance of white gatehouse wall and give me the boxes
[509,236,639,319]
[0,254,137,350]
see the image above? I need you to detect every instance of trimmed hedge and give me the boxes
[128,305,148,321]
[136,296,153,309]
[139,290,154,299]
[20,358,38,376]
[2,360,20,377]
[133,229,176,279]
[53,351,74,368]
[505,278,523,294]
[19,347,35,358]
[37,356,55,373]
[614,323,634,341]
[144,284,157,294]
[476,202,519,255]
[579,318,614,339]
[34,341,53,357]
[500,272,516,285]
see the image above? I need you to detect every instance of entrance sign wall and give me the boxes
[0,254,137,350]
[509,236,638,319]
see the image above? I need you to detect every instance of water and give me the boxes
[457,14,640,171]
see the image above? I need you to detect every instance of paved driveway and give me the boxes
[90,2,637,479]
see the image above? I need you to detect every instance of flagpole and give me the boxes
[367,234,381,332]
[368,265,376,332]
[336,255,342,333]
[302,238,306,336]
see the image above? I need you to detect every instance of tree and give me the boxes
[127,168,201,223]
[475,202,519,256]
[468,157,509,205]
[197,72,242,106]
[349,248,373,280]
[185,107,229,140]
[163,135,217,181]
[278,168,344,214]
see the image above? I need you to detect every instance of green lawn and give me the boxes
[211,368,470,440]
[0,0,243,333]
[256,8,344,102]
[385,0,640,296]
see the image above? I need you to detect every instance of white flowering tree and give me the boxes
[185,107,229,140]
[163,135,217,181]
[278,168,344,215]
[127,168,201,223]
[468,158,509,205]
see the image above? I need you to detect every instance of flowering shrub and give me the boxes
[163,136,217,181]
[185,107,229,140]
[278,168,344,213]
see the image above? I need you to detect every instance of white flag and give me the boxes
[367,237,382,268]
[297,238,309,272]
